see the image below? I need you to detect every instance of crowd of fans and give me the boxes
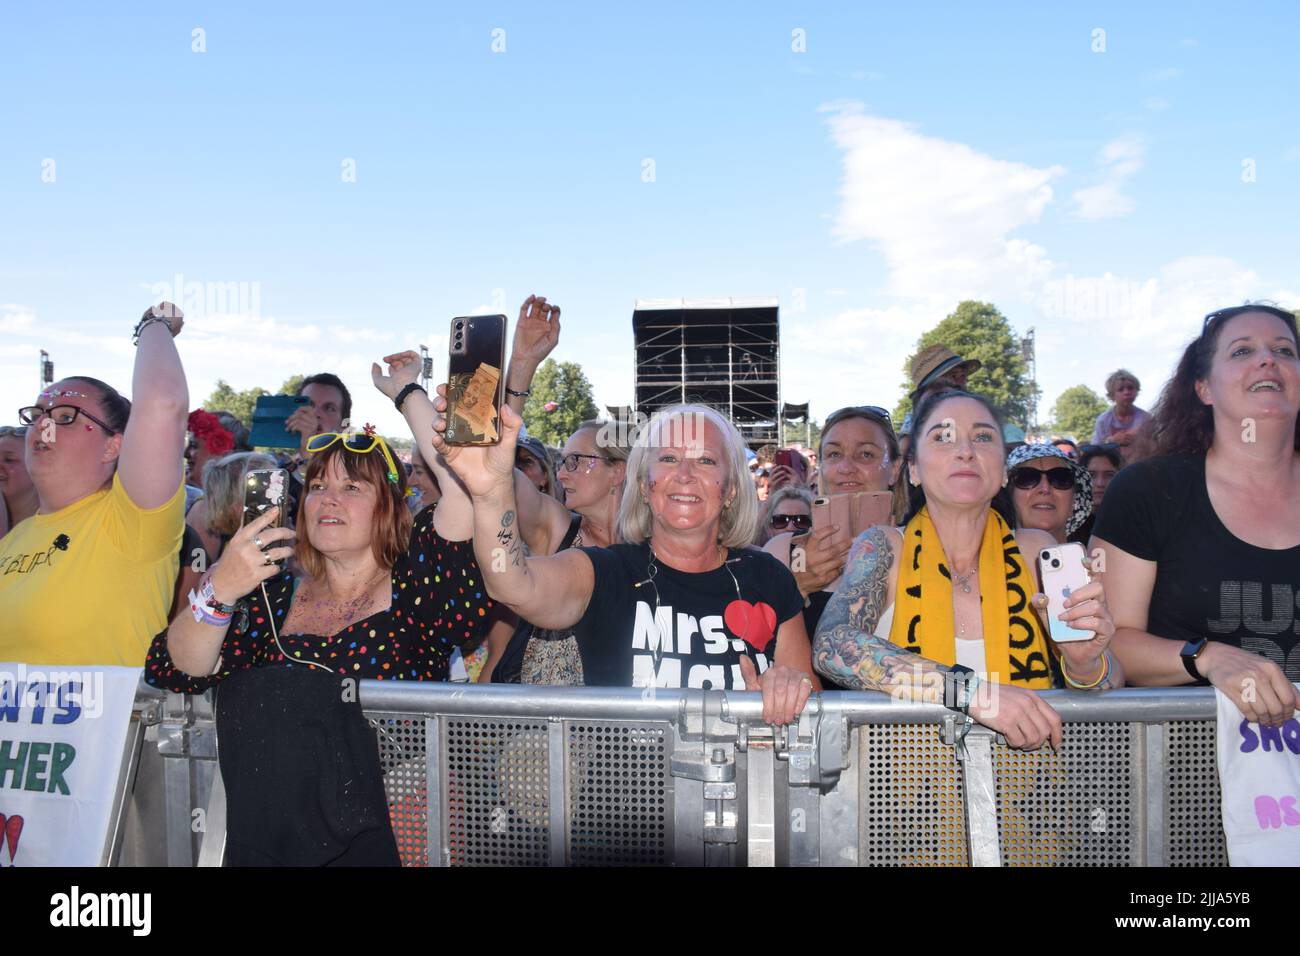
[1,296,1297,865]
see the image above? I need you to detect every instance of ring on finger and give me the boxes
[253,536,264,549]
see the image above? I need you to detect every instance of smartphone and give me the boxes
[249,394,313,449]
[242,468,290,563]
[445,314,507,445]
[1037,542,1094,643]
[812,491,892,539]
[774,449,806,485]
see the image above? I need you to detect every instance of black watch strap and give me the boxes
[1180,638,1210,684]
[943,665,976,712]
[394,382,426,413]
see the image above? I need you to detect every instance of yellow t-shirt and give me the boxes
[0,473,184,666]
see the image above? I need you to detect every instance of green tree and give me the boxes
[1048,384,1108,441]
[204,380,269,426]
[522,359,599,446]
[203,375,309,427]
[893,301,1038,429]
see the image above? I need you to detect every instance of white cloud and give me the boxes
[824,104,1062,306]
[821,105,1298,427]
[1071,134,1145,221]
[0,305,36,334]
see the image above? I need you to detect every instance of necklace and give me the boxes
[952,566,976,594]
[635,540,744,680]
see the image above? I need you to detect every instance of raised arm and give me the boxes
[118,303,189,508]
[1092,534,1296,725]
[504,294,561,416]
[430,400,594,629]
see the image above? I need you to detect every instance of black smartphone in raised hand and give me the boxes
[444,314,507,445]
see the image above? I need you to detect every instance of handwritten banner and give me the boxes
[1215,685,1300,866]
[0,663,141,866]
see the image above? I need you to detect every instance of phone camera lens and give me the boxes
[1041,550,1050,561]
[455,321,464,330]
[1051,559,1060,568]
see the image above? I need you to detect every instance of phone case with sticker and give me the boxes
[445,314,507,446]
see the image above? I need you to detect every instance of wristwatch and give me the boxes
[1179,638,1211,684]
[943,664,977,713]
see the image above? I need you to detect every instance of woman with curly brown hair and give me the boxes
[1091,304,1300,727]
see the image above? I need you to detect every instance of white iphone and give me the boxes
[1037,542,1094,643]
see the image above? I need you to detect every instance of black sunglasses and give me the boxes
[1202,304,1297,334]
[1010,466,1074,491]
[825,405,894,431]
[769,513,812,531]
[18,404,117,435]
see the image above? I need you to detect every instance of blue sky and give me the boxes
[2,1,1297,440]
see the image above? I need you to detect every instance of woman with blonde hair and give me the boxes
[186,451,281,565]
[441,400,817,721]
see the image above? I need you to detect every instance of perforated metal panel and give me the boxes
[444,718,550,866]
[994,721,1135,866]
[567,721,672,866]
[861,724,968,866]
[370,714,428,867]
[1166,719,1228,866]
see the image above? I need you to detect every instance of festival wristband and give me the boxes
[189,588,232,626]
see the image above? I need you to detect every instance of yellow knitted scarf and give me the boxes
[889,506,1054,688]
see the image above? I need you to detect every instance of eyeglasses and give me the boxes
[560,452,607,472]
[0,425,27,438]
[1202,304,1298,334]
[18,404,117,435]
[1009,466,1074,491]
[305,431,402,484]
[769,513,812,531]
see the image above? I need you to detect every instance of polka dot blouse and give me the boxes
[145,507,493,693]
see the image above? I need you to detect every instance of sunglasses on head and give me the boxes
[827,405,893,427]
[1202,304,1297,334]
[769,513,812,531]
[305,430,402,484]
[0,425,27,438]
[1010,466,1074,491]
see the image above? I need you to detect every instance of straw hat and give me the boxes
[909,345,981,400]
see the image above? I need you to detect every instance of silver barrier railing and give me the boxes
[111,683,1227,867]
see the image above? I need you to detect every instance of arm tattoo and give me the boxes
[812,528,948,699]
[499,509,526,570]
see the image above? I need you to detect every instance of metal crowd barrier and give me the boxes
[112,683,1227,867]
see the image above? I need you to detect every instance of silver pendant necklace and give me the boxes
[952,567,976,594]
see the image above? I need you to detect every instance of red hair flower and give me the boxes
[188,409,235,456]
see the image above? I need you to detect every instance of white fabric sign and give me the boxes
[1215,685,1300,866]
[0,663,141,866]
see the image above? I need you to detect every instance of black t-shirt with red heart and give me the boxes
[575,542,805,689]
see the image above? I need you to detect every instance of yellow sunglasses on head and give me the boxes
[305,428,402,486]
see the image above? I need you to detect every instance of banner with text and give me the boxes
[0,663,141,866]
[1216,684,1300,866]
